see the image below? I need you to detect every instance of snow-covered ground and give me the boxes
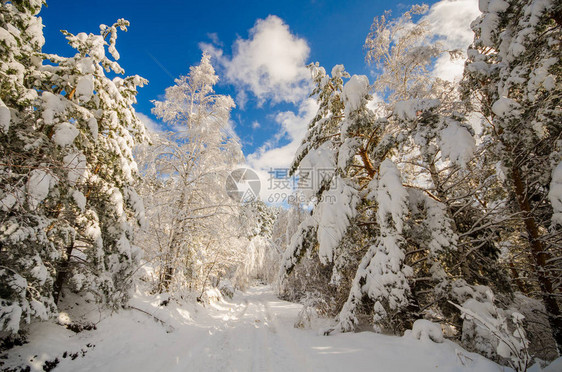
[5,285,557,372]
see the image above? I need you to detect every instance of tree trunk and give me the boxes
[511,166,562,353]
[159,241,176,293]
[509,261,527,293]
[53,242,74,304]
[359,147,376,178]
[160,264,174,292]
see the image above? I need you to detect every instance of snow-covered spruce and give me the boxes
[0,2,147,334]
[277,9,532,369]
[463,0,562,353]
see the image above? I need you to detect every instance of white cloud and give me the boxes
[197,16,315,202]
[249,143,300,171]
[247,97,317,171]
[137,112,163,133]
[432,54,467,82]
[426,0,480,50]
[206,32,222,47]
[235,89,248,110]
[274,97,317,142]
[246,98,318,201]
[424,0,481,81]
[203,15,311,105]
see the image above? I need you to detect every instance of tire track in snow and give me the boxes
[180,298,251,371]
[175,286,324,371]
[262,297,325,371]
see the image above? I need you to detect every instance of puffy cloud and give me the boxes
[431,54,466,82]
[274,97,317,142]
[249,143,300,171]
[247,97,317,171]
[203,15,311,106]
[246,98,318,201]
[426,0,480,49]
[424,0,481,81]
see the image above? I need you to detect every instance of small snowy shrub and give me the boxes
[294,306,319,329]
[451,296,531,372]
[407,319,444,343]
[294,291,331,329]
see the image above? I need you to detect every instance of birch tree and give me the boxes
[136,53,244,294]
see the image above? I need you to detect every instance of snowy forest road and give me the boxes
[25,286,504,372]
[184,287,324,372]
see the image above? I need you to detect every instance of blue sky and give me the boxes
[39,0,480,197]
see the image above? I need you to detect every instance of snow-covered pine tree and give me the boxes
[280,4,519,340]
[1,1,147,334]
[362,3,519,335]
[362,5,464,303]
[278,59,421,333]
[0,0,57,334]
[278,63,358,289]
[136,53,244,294]
[462,0,562,352]
[42,18,148,307]
[336,160,413,333]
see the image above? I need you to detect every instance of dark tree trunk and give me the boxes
[159,265,174,292]
[512,166,562,353]
[509,261,527,293]
[53,243,74,304]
